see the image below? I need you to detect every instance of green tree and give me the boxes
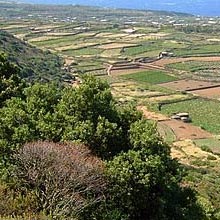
[104,120,205,220]
[0,54,26,106]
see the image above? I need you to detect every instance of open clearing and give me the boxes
[159,120,212,140]
[161,98,220,134]
[158,79,220,91]
[171,140,219,165]
[138,106,212,141]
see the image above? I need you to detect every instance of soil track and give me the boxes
[151,56,220,67]
[138,106,212,141]
[159,120,212,140]
[137,106,169,121]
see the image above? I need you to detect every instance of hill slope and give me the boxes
[0,30,65,82]
[19,0,219,16]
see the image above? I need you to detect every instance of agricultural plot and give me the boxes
[174,44,220,57]
[62,47,103,57]
[121,70,178,84]
[151,57,220,67]
[159,120,212,140]
[111,82,163,102]
[190,87,220,99]
[158,79,220,91]
[167,61,220,81]
[160,98,220,134]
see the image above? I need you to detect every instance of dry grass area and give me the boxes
[171,139,219,165]
[137,106,169,121]
[111,82,163,99]
[2,24,30,29]
[46,32,76,36]
[64,57,76,66]
[111,67,145,76]
[28,36,61,42]
[148,94,188,102]
[207,38,220,42]
[14,33,27,40]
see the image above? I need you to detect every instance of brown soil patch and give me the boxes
[159,120,212,140]
[158,79,220,91]
[152,56,220,67]
[190,87,220,99]
[137,106,169,121]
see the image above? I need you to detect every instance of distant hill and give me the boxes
[0,30,65,82]
[0,2,193,20]
[20,0,220,16]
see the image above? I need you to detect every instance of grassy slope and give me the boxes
[0,30,65,82]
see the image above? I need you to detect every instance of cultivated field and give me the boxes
[158,79,220,91]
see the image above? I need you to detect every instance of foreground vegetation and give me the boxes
[0,55,206,219]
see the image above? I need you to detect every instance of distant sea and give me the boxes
[22,0,220,17]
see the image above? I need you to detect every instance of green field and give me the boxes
[175,44,220,56]
[167,61,220,72]
[121,70,178,84]
[62,47,103,56]
[194,138,220,155]
[161,98,220,134]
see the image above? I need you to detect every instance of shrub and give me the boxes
[13,141,106,219]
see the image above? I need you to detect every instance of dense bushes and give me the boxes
[0,57,205,219]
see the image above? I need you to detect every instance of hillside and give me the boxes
[0,30,65,82]
[19,0,220,16]
[0,2,192,20]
